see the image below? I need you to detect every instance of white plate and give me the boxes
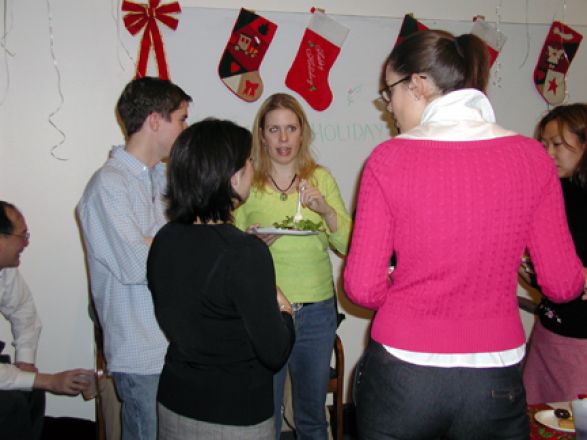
[253,227,319,236]
[534,409,575,433]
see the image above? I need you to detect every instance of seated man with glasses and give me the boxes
[0,200,93,439]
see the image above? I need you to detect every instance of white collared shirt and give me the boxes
[0,267,41,389]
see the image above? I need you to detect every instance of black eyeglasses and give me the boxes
[379,75,427,103]
[2,231,30,241]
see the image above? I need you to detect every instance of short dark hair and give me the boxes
[0,201,17,235]
[166,119,252,224]
[387,30,489,94]
[535,103,587,188]
[116,76,192,138]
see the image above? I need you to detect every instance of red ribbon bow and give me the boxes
[122,0,181,80]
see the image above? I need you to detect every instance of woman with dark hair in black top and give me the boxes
[147,119,295,439]
[523,103,587,404]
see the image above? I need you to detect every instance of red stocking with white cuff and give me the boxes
[470,16,506,68]
[285,8,349,111]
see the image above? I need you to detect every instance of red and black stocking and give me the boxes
[218,8,277,102]
[534,21,582,105]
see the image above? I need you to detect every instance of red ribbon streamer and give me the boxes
[122,0,181,80]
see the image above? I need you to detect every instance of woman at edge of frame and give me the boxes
[523,103,587,404]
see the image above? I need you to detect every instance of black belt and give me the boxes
[0,340,10,364]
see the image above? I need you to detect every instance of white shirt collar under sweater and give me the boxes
[397,88,516,141]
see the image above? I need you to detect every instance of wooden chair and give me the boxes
[94,325,107,440]
[327,309,346,440]
[94,324,122,440]
[328,334,345,440]
[517,295,538,314]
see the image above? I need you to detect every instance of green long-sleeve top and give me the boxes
[234,167,352,303]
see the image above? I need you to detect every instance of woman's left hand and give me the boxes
[300,180,332,216]
[245,223,281,247]
[300,180,337,232]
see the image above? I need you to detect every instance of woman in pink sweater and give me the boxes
[344,30,585,439]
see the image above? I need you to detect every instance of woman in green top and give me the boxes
[234,93,351,439]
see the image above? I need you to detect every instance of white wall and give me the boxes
[0,0,586,420]
[181,0,587,25]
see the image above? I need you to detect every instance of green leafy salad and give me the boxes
[272,216,325,232]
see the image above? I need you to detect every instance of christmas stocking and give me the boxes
[471,16,506,67]
[534,21,582,105]
[218,8,277,102]
[285,8,349,111]
[394,14,428,48]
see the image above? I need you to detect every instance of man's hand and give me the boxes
[34,369,94,395]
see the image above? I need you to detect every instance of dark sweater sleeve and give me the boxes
[528,165,585,302]
[228,239,295,371]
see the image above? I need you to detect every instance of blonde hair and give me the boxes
[251,93,318,190]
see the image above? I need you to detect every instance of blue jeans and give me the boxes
[274,297,336,440]
[354,341,529,440]
[112,372,159,440]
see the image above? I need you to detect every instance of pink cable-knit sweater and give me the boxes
[344,135,585,354]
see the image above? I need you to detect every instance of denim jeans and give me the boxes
[354,341,529,440]
[112,372,159,440]
[274,297,336,440]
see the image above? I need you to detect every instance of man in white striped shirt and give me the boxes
[78,77,191,440]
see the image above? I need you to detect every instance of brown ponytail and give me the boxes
[387,30,489,94]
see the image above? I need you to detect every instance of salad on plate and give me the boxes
[272,216,325,232]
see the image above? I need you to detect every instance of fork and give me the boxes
[293,185,304,224]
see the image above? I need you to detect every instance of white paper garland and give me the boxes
[562,0,569,105]
[46,0,67,161]
[491,0,504,88]
[0,0,14,105]
[518,0,531,68]
[113,0,134,72]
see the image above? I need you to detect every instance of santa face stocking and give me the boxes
[534,21,582,105]
[285,9,349,111]
[218,9,277,102]
[394,14,428,48]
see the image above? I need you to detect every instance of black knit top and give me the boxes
[147,222,294,425]
[538,178,587,338]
